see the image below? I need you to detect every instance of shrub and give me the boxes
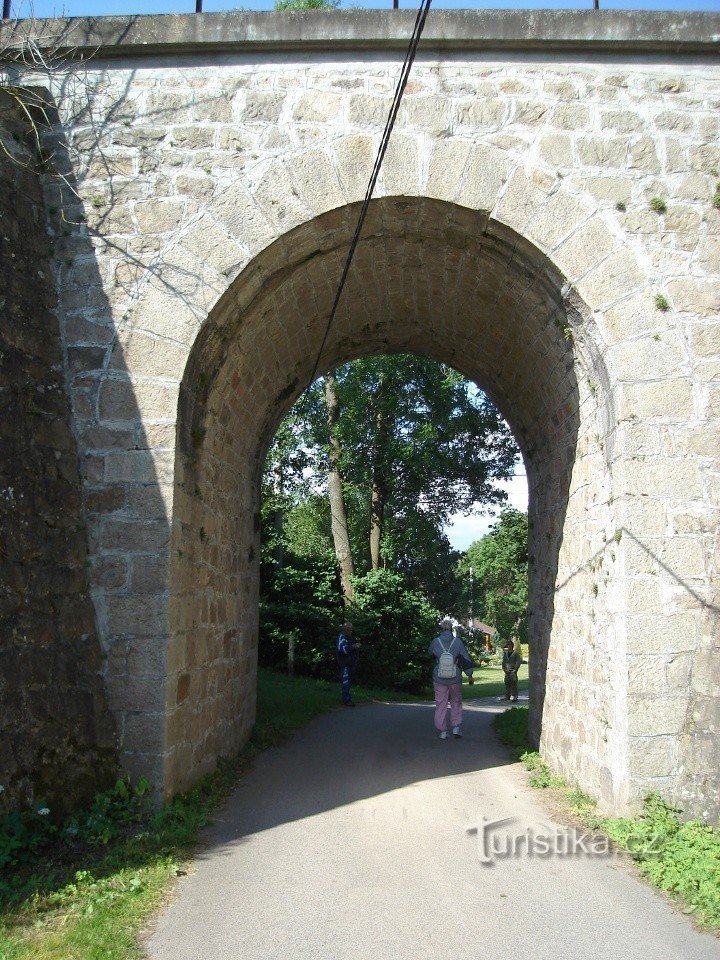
[521,751,565,789]
[259,549,343,681]
[0,778,153,904]
[650,196,667,213]
[348,569,440,693]
[274,0,339,8]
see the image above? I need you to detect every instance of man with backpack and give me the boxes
[336,621,361,706]
[428,618,474,739]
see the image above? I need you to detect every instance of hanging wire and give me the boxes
[305,0,433,389]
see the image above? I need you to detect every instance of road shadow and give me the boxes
[196,699,514,857]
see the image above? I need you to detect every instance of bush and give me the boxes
[260,558,442,692]
[259,549,344,680]
[274,0,339,8]
[349,569,440,693]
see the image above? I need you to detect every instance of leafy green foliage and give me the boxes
[0,779,153,900]
[0,671,414,959]
[275,0,339,8]
[348,569,441,693]
[259,547,343,679]
[259,554,443,693]
[491,706,530,759]
[331,356,517,572]
[521,752,566,789]
[260,354,520,689]
[602,796,720,925]
[492,709,720,929]
[461,509,528,644]
[263,356,517,586]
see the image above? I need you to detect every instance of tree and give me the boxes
[349,569,440,693]
[331,355,518,575]
[259,355,521,685]
[262,384,321,568]
[325,372,355,602]
[461,509,529,645]
[262,355,519,605]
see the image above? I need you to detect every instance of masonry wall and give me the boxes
[0,97,117,814]
[2,11,719,818]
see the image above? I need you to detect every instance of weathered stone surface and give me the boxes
[621,379,694,418]
[0,16,717,822]
[425,138,470,203]
[0,100,116,815]
[457,144,514,212]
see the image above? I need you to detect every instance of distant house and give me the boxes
[468,619,497,651]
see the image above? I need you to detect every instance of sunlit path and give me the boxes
[147,702,717,960]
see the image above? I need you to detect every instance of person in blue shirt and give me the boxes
[336,621,361,706]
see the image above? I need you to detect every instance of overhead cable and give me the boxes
[306,0,433,389]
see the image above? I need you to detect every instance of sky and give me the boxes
[444,470,528,551]
[11,0,720,17]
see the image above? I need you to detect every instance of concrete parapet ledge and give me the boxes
[0,10,719,59]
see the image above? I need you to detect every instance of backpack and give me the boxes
[437,636,456,681]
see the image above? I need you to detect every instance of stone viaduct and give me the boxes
[1,10,718,819]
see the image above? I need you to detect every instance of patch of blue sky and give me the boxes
[17,0,720,20]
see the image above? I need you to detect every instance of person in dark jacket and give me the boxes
[502,640,522,702]
[337,621,360,706]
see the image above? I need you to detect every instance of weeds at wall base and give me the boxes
[492,706,720,931]
[0,670,396,960]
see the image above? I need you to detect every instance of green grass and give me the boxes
[0,670,408,960]
[492,704,533,759]
[491,705,720,929]
[256,670,420,735]
[462,662,529,700]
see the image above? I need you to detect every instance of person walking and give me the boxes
[502,640,522,702]
[336,621,360,707]
[428,618,474,739]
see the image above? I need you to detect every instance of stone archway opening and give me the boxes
[166,196,614,804]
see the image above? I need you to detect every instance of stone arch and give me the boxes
[164,194,624,809]
[89,130,717,818]
[114,133,651,395]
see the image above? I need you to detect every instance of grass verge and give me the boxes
[462,663,529,700]
[0,670,410,960]
[491,706,720,930]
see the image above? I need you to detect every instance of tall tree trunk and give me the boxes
[325,373,355,603]
[369,377,393,570]
[369,477,385,570]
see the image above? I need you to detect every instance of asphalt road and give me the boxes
[147,699,719,960]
